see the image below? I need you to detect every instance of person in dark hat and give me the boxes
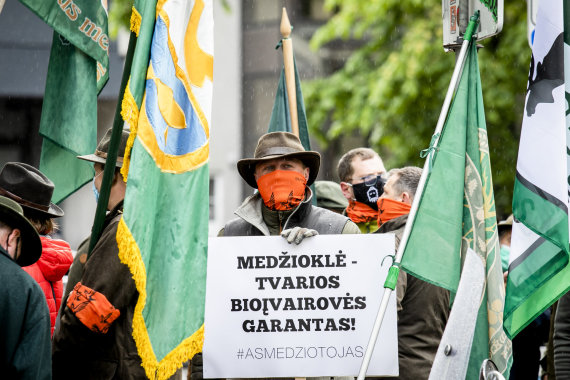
[223,131,359,239]
[189,132,359,380]
[0,162,73,337]
[52,128,145,379]
[60,127,131,307]
[0,195,51,379]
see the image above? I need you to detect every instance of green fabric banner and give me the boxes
[268,59,316,203]
[268,60,311,150]
[504,0,570,338]
[19,0,110,202]
[19,0,109,90]
[401,42,512,378]
[39,33,97,203]
[116,1,213,378]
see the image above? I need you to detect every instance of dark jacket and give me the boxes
[555,290,570,377]
[221,190,359,237]
[58,236,89,320]
[52,201,144,379]
[377,214,450,380]
[0,247,51,380]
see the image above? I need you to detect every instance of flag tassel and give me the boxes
[117,218,205,380]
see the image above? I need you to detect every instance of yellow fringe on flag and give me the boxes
[120,80,140,181]
[130,6,142,36]
[117,218,204,380]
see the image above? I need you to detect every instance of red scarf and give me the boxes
[257,170,307,210]
[377,198,411,227]
[346,201,378,224]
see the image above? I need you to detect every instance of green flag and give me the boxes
[400,42,512,378]
[268,58,316,202]
[19,0,109,202]
[268,60,311,150]
[503,0,570,339]
[117,1,213,378]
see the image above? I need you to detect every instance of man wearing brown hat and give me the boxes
[223,131,359,239]
[190,132,359,380]
[52,128,145,379]
[0,195,51,379]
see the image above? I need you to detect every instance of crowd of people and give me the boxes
[0,129,562,379]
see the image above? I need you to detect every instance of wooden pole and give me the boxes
[87,31,138,257]
[280,7,299,137]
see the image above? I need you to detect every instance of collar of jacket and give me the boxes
[0,245,11,262]
[377,213,408,234]
[105,200,124,223]
[234,187,314,236]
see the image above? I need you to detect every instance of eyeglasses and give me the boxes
[351,174,386,187]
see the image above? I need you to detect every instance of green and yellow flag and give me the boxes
[400,41,512,378]
[19,0,109,202]
[117,0,213,378]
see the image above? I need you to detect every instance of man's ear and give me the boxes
[401,192,412,205]
[6,228,21,260]
[303,167,310,181]
[340,182,353,201]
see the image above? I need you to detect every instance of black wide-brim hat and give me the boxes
[77,128,130,168]
[0,196,42,267]
[237,132,320,189]
[0,162,64,218]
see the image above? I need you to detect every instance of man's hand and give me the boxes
[281,227,318,244]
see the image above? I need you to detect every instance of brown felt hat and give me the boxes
[237,132,320,189]
[77,128,130,168]
[0,162,64,218]
[0,196,42,267]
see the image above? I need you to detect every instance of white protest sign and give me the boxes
[203,234,398,378]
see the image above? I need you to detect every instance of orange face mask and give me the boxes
[346,201,378,224]
[257,170,307,211]
[377,198,411,227]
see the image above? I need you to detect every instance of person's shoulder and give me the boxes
[1,257,46,299]
[308,205,359,234]
[310,205,350,221]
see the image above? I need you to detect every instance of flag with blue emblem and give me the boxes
[116,1,213,378]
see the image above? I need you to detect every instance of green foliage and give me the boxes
[108,0,134,39]
[304,0,528,216]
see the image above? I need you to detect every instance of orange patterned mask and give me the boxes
[346,201,378,223]
[257,170,307,210]
[377,198,411,227]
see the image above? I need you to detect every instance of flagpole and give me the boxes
[356,11,480,380]
[280,7,299,137]
[87,31,138,257]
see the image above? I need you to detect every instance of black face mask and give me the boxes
[352,176,385,210]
